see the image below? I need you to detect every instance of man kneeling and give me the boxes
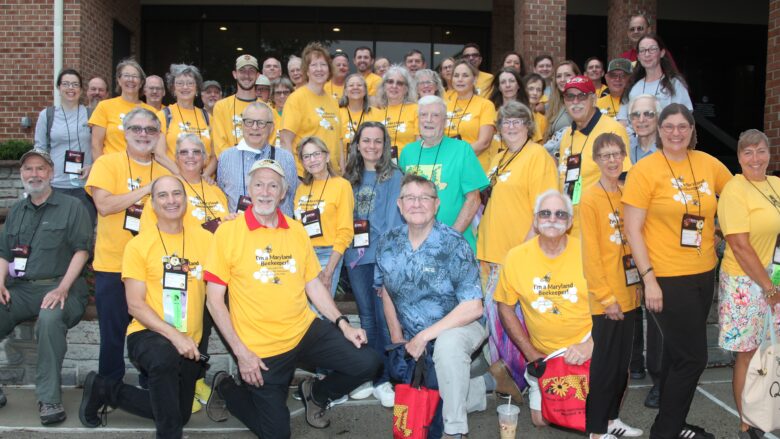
[203,159,380,439]
[79,176,213,438]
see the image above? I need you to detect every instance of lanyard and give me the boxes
[156,225,185,258]
[568,129,592,158]
[598,181,630,258]
[182,177,219,220]
[642,75,664,97]
[14,204,47,247]
[61,106,82,152]
[384,102,406,146]
[414,138,444,175]
[126,153,154,189]
[232,96,239,146]
[490,138,528,187]
[175,104,203,140]
[745,177,780,215]
[447,94,475,138]
[306,174,330,205]
[661,150,702,216]
[347,108,365,139]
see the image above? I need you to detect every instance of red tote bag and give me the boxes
[392,356,440,439]
[539,349,591,432]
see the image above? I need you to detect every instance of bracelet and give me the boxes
[640,266,654,278]
[333,315,349,328]
[764,286,778,299]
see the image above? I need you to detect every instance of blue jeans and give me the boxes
[346,262,390,384]
[95,271,131,381]
[314,246,343,296]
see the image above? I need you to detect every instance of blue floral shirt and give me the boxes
[375,221,483,339]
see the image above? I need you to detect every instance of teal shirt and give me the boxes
[399,136,489,251]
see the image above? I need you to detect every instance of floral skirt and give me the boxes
[718,268,780,352]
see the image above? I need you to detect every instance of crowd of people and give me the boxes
[0,11,778,439]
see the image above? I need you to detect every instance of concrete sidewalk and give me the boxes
[1,367,778,438]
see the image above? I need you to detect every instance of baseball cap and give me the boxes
[607,58,632,74]
[201,80,222,92]
[235,54,259,71]
[20,149,54,167]
[563,75,596,94]
[248,159,285,179]
[255,75,271,87]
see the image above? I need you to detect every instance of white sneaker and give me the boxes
[326,395,348,409]
[349,381,374,400]
[372,382,395,408]
[608,418,643,437]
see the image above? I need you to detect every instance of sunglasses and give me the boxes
[536,209,571,220]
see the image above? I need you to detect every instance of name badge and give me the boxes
[301,209,323,238]
[11,245,31,275]
[237,195,252,213]
[680,213,705,248]
[163,256,189,291]
[771,235,780,286]
[623,254,641,286]
[124,203,143,235]
[391,145,399,165]
[163,289,188,332]
[353,219,370,248]
[564,178,583,205]
[64,150,85,175]
[565,154,581,183]
[201,218,221,233]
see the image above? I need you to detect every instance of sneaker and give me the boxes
[737,426,765,439]
[348,381,374,400]
[490,360,523,403]
[297,377,330,429]
[608,418,643,437]
[644,384,660,409]
[79,371,106,428]
[630,368,647,380]
[679,423,715,439]
[0,387,6,408]
[39,401,66,425]
[191,398,202,414]
[590,435,619,439]
[327,394,348,409]
[194,378,211,404]
[373,382,395,408]
[206,371,231,423]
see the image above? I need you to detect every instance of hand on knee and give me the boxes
[531,409,548,428]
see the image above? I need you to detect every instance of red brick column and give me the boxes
[491,0,515,72]
[767,0,780,172]
[514,0,566,68]
[607,0,657,60]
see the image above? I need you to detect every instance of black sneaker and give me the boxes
[206,371,231,423]
[79,371,106,428]
[0,387,6,408]
[38,401,66,425]
[644,384,660,409]
[678,423,715,439]
[297,377,330,429]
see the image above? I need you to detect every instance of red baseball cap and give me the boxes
[563,75,596,94]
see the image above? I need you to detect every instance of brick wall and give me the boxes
[767,0,780,172]
[491,0,515,72]
[606,0,658,60]
[0,0,140,144]
[514,0,566,67]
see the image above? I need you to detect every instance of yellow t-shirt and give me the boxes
[140,178,229,233]
[211,95,259,158]
[123,225,212,343]
[281,87,343,176]
[622,150,733,277]
[580,183,640,315]
[157,104,213,161]
[596,84,608,97]
[719,174,780,276]
[596,94,622,119]
[532,111,547,143]
[88,97,157,155]
[476,71,494,98]
[324,81,345,100]
[293,176,355,254]
[363,72,383,96]
[86,152,171,272]
[380,103,419,156]
[477,142,558,264]
[204,210,319,358]
[558,114,631,236]
[271,109,283,148]
[445,94,497,171]
[339,106,383,156]
[493,236,592,356]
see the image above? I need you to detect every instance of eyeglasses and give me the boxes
[638,46,660,56]
[629,26,646,32]
[629,110,656,120]
[242,119,272,128]
[660,123,692,134]
[301,151,325,161]
[417,80,435,86]
[60,82,81,89]
[597,151,625,162]
[385,79,406,87]
[126,125,160,135]
[274,90,291,96]
[178,149,204,156]
[400,194,437,204]
[145,87,164,93]
[462,53,480,59]
[501,119,527,128]
[120,73,140,80]
[174,81,196,88]
[536,209,571,221]
[563,92,591,103]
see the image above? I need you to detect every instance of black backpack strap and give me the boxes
[45,106,55,151]
[201,108,210,126]
[163,106,172,130]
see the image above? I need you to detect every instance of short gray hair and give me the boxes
[124,107,160,129]
[417,95,447,115]
[627,94,661,116]
[242,101,274,120]
[376,65,417,107]
[175,133,207,156]
[497,101,535,135]
[165,63,204,94]
[414,69,445,97]
[533,189,574,228]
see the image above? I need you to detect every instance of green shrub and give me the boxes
[0,139,33,160]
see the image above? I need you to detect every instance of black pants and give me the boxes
[630,304,663,383]
[217,318,381,439]
[101,330,203,439]
[649,270,715,439]
[586,309,637,434]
